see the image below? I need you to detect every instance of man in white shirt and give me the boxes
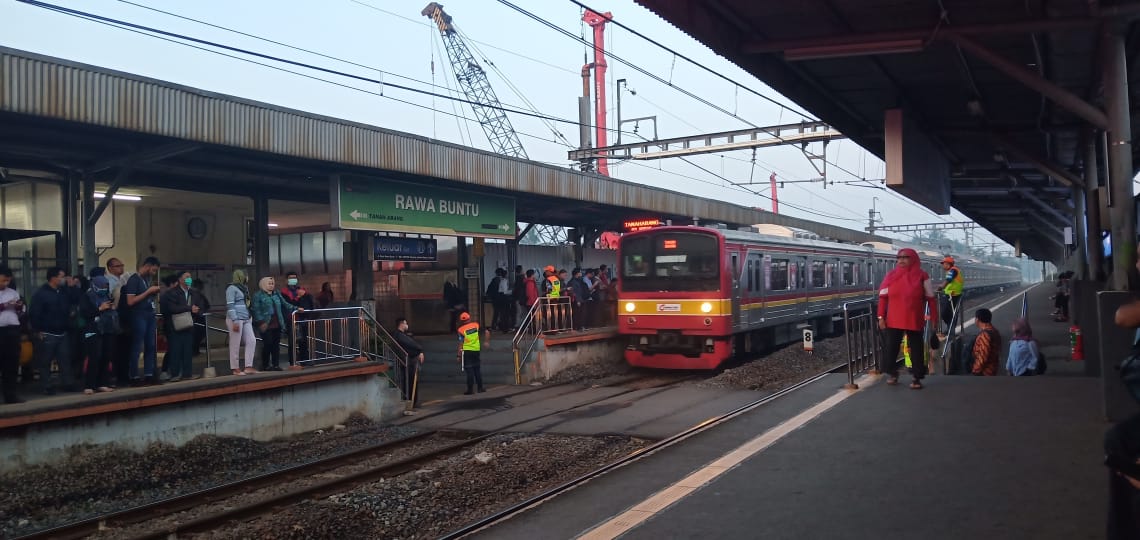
[0,266,24,403]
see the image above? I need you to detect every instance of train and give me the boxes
[617,224,1022,369]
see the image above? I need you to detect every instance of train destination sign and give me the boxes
[373,236,438,262]
[333,177,515,239]
[623,218,663,232]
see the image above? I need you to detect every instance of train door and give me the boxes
[795,255,809,312]
[730,250,742,330]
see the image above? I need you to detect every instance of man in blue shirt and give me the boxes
[122,257,162,385]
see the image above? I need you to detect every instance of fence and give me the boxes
[512,296,574,384]
[842,299,880,389]
[196,307,410,399]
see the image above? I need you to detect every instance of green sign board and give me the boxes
[332,177,515,239]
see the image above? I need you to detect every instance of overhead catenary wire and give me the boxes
[17,0,644,141]
[43,0,982,239]
[564,0,817,121]
[344,0,579,76]
[35,3,577,155]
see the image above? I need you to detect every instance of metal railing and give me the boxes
[842,299,880,389]
[288,307,409,392]
[191,307,410,400]
[511,296,574,384]
[937,292,968,375]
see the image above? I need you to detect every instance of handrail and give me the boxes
[842,298,880,389]
[286,306,411,402]
[937,291,968,374]
[511,296,574,384]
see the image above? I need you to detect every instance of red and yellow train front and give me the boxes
[618,228,732,369]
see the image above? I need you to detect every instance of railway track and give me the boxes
[438,362,849,539]
[436,286,1032,538]
[15,374,688,540]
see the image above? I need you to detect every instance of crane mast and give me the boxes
[422,2,528,159]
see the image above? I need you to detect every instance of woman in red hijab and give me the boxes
[877,248,938,389]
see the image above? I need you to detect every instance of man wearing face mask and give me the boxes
[79,276,118,394]
[279,271,314,365]
[159,271,200,382]
[392,317,424,412]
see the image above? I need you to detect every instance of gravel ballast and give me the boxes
[0,413,418,538]
[208,433,647,540]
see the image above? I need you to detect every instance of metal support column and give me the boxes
[1103,26,1134,290]
[252,194,271,283]
[81,175,97,274]
[61,172,79,275]
[1072,186,1089,279]
[1086,138,1104,281]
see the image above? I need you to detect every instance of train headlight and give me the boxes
[700,302,713,313]
[625,302,636,313]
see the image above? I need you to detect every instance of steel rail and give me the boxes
[438,361,849,539]
[13,430,440,540]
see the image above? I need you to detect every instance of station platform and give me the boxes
[0,359,401,470]
[476,284,1111,539]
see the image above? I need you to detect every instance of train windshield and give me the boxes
[621,232,720,292]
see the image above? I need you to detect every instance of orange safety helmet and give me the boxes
[459,312,471,322]
[941,256,955,265]
[544,265,555,273]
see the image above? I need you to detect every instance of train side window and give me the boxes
[770,259,789,290]
[746,259,753,290]
[811,261,825,288]
[842,262,855,286]
[731,253,739,283]
[752,256,762,291]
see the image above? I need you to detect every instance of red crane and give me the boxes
[582,9,613,176]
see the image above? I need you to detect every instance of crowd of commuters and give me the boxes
[0,258,320,404]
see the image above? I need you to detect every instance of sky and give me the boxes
[0,0,1023,253]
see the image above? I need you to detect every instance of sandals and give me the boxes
[910,380,924,390]
[886,376,899,386]
[232,369,247,376]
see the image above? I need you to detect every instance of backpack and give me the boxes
[484,277,500,302]
[112,271,135,310]
[1035,351,1047,375]
[958,328,998,375]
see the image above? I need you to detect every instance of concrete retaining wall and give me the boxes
[0,375,403,471]
[522,334,625,382]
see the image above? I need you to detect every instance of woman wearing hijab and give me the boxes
[1006,318,1040,376]
[225,270,257,376]
[251,276,301,371]
[877,248,938,389]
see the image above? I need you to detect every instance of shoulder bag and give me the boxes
[172,311,194,332]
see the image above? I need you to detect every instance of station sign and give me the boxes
[332,177,515,239]
[623,218,663,232]
[373,236,438,262]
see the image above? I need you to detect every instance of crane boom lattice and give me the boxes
[423,2,527,159]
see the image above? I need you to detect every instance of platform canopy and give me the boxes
[635,0,1140,263]
[0,47,887,245]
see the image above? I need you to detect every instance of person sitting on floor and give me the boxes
[971,308,1002,376]
[1006,318,1040,376]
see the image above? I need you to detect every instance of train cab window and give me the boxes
[810,261,826,288]
[770,259,789,290]
[753,258,762,292]
[619,232,720,292]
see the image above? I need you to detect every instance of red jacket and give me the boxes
[525,280,539,307]
[877,249,938,331]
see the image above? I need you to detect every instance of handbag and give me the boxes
[172,311,194,332]
[95,310,122,335]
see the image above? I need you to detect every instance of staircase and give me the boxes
[412,332,519,385]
